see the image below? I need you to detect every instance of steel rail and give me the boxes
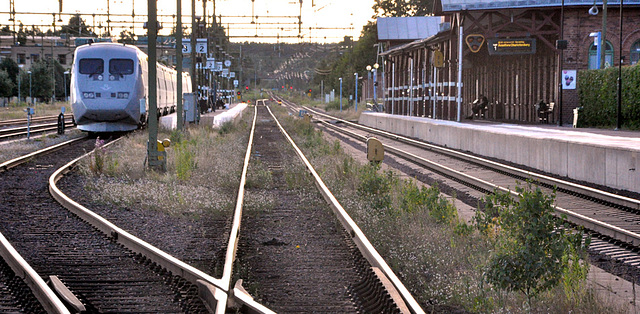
[48,138,231,313]
[300,105,640,211]
[266,105,424,314]
[0,124,76,141]
[0,115,73,127]
[317,119,640,247]
[216,104,276,314]
[0,136,86,173]
[0,139,97,313]
[0,231,70,313]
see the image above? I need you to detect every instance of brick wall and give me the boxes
[560,6,640,124]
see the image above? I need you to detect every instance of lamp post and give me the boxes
[64,71,69,104]
[17,71,20,103]
[27,70,32,105]
[372,63,379,105]
[339,77,343,111]
[366,65,372,102]
[616,0,623,130]
[354,72,358,112]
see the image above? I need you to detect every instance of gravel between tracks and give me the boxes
[236,106,365,313]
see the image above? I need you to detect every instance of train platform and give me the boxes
[359,112,640,194]
[159,102,248,130]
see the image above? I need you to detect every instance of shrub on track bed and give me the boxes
[271,105,626,313]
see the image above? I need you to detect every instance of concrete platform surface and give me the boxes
[160,102,248,130]
[359,112,640,194]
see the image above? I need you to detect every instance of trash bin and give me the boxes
[572,107,583,128]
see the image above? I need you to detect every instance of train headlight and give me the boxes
[117,92,129,99]
[82,92,95,99]
[97,75,103,81]
[109,75,116,81]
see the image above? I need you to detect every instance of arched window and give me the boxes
[631,40,640,65]
[588,41,614,69]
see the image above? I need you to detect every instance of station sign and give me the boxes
[487,38,536,55]
[465,34,485,53]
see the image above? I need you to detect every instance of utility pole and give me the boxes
[176,0,183,130]
[146,0,160,170]
[191,0,196,94]
[51,16,56,105]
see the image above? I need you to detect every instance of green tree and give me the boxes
[17,23,27,46]
[118,30,136,44]
[373,0,435,17]
[19,58,66,103]
[475,183,589,306]
[0,70,15,104]
[313,22,378,104]
[61,14,93,37]
[0,58,20,96]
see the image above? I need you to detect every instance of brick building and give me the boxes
[379,1,640,124]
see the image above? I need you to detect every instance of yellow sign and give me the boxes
[433,50,444,68]
[465,34,485,53]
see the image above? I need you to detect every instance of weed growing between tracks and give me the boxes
[271,105,625,313]
[78,117,252,218]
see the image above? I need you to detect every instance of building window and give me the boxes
[588,41,614,69]
[631,40,640,65]
[58,54,66,65]
[17,53,25,64]
[31,54,39,63]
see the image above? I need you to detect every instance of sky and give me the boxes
[3,0,377,43]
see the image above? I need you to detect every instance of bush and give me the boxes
[578,64,640,129]
[475,183,590,305]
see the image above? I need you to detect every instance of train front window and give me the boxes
[109,59,134,76]
[79,58,103,75]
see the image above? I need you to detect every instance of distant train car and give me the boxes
[70,42,192,133]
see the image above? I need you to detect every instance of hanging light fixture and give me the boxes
[589,0,599,15]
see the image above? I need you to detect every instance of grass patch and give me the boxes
[0,101,70,120]
[77,115,253,217]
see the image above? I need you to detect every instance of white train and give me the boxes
[70,42,192,133]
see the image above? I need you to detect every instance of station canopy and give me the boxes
[440,0,639,11]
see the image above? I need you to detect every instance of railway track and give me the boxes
[219,103,422,313]
[272,94,640,282]
[0,115,75,141]
[0,136,213,312]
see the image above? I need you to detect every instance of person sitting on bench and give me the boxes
[467,95,488,119]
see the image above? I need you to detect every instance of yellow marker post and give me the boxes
[366,137,384,163]
[156,139,171,170]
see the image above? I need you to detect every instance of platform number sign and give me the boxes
[195,42,207,53]
[181,43,190,53]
